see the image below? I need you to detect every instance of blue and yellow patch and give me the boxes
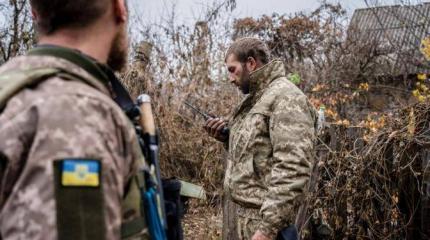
[61,160,100,187]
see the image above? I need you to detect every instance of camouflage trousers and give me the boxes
[236,206,261,240]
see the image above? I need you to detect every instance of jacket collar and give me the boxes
[248,59,286,97]
[27,45,138,114]
[27,45,112,88]
[230,60,287,121]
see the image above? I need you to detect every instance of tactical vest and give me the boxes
[0,67,148,239]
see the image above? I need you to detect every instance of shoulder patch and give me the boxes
[61,159,100,187]
[53,159,106,239]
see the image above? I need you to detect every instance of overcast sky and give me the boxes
[132,0,429,25]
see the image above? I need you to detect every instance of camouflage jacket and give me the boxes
[0,50,145,239]
[225,60,316,237]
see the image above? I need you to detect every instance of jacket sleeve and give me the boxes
[0,89,141,239]
[258,93,315,237]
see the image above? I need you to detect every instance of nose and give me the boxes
[229,74,235,83]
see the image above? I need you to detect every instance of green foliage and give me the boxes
[288,73,301,85]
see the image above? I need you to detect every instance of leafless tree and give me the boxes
[0,0,34,64]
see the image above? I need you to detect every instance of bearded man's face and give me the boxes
[107,23,129,71]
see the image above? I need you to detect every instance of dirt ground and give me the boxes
[182,199,222,240]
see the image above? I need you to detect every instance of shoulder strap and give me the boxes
[0,68,61,111]
[0,67,110,113]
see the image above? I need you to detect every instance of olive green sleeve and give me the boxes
[258,94,315,237]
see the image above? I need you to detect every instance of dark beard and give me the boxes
[107,26,128,72]
[240,66,250,94]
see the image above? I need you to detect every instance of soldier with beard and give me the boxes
[205,38,316,240]
[0,0,149,239]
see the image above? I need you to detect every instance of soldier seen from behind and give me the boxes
[0,0,151,239]
[204,38,316,240]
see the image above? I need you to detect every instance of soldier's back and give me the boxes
[0,54,141,240]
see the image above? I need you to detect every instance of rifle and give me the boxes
[183,101,229,136]
[112,81,184,240]
[136,95,185,240]
[90,64,185,240]
[137,94,167,240]
[107,70,170,239]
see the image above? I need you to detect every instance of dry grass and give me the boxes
[183,199,223,240]
[304,102,429,239]
[120,3,429,239]
[0,0,427,238]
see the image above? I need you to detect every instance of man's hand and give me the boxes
[203,118,228,142]
[251,230,270,240]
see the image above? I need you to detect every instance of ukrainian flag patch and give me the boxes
[61,159,100,187]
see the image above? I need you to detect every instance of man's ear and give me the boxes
[246,57,257,72]
[113,0,127,23]
[31,9,39,22]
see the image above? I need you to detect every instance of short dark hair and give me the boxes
[30,0,110,35]
[225,37,271,64]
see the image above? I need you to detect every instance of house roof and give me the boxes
[349,3,430,75]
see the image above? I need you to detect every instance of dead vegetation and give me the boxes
[1,0,429,238]
[0,0,33,64]
[123,1,430,239]
[306,102,429,239]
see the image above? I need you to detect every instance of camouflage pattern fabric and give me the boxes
[237,209,260,239]
[225,60,317,238]
[0,55,146,239]
[236,206,261,240]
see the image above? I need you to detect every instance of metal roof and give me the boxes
[348,3,430,75]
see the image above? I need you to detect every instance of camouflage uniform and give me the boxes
[0,47,146,239]
[225,60,316,239]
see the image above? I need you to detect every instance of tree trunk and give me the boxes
[222,150,239,240]
[223,195,239,240]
